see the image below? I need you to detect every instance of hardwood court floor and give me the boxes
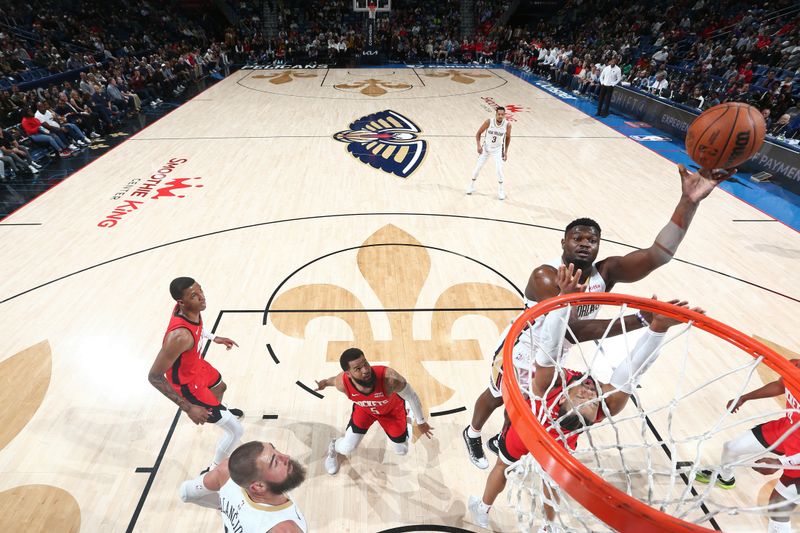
[0,67,798,532]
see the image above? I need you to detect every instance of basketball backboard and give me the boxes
[353,0,391,12]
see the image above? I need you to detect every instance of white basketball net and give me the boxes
[504,301,800,533]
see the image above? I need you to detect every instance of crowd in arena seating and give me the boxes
[502,0,800,140]
[226,0,510,66]
[0,0,233,181]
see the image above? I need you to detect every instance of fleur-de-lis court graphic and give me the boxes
[334,78,412,97]
[0,341,81,531]
[252,71,318,84]
[424,69,492,84]
[269,225,521,409]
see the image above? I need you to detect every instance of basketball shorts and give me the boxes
[170,359,226,423]
[498,420,526,465]
[499,415,580,466]
[348,401,408,443]
[753,418,800,481]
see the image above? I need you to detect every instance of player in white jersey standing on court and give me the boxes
[467,106,512,200]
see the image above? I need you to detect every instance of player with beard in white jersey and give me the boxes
[179,440,308,532]
[467,106,511,200]
[462,164,737,469]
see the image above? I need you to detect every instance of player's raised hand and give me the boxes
[556,263,586,295]
[678,164,736,203]
[753,457,781,476]
[726,396,747,413]
[417,422,434,439]
[213,336,239,350]
[186,404,211,425]
[314,379,328,391]
[650,299,705,332]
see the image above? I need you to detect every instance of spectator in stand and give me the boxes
[106,78,137,116]
[652,46,669,64]
[648,71,669,97]
[55,93,101,138]
[0,128,38,173]
[761,108,772,130]
[769,113,792,137]
[738,61,754,83]
[79,72,96,96]
[34,101,88,149]
[575,60,591,94]
[671,82,691,104]
[20,108,72,158]
[703,90,721,110]
[90,83,117,129]
[686,87,706,109]
[586,65,601,96]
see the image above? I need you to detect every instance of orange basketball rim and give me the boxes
[501,292,800,533]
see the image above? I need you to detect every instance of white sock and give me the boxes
[212,409,244,466]
[768,518,792,533]
[179,473,220,509]
[468,426,481,439]
[478,500,491,513]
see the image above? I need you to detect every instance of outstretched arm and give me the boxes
[598,165,735,287]
[201,328,239,350]
[726,379,786,413]
[314,372,346,394]
[384,367,434,438]
[603,301,703,415]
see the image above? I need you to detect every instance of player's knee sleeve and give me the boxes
[334,427,363,456]
[392,440,409,456]
[179,475,220,509]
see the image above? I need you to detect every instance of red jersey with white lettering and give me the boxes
[500,368,604,464]
[755,385,800,479]
[532,369,604,450]
[342,365,403,415]
[163,304,204,385]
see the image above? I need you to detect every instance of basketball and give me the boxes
[685,102,766,169]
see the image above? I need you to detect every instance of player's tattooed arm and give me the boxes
[597,165,736,287]
[147,329,210,425]
[314,372,346,394]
